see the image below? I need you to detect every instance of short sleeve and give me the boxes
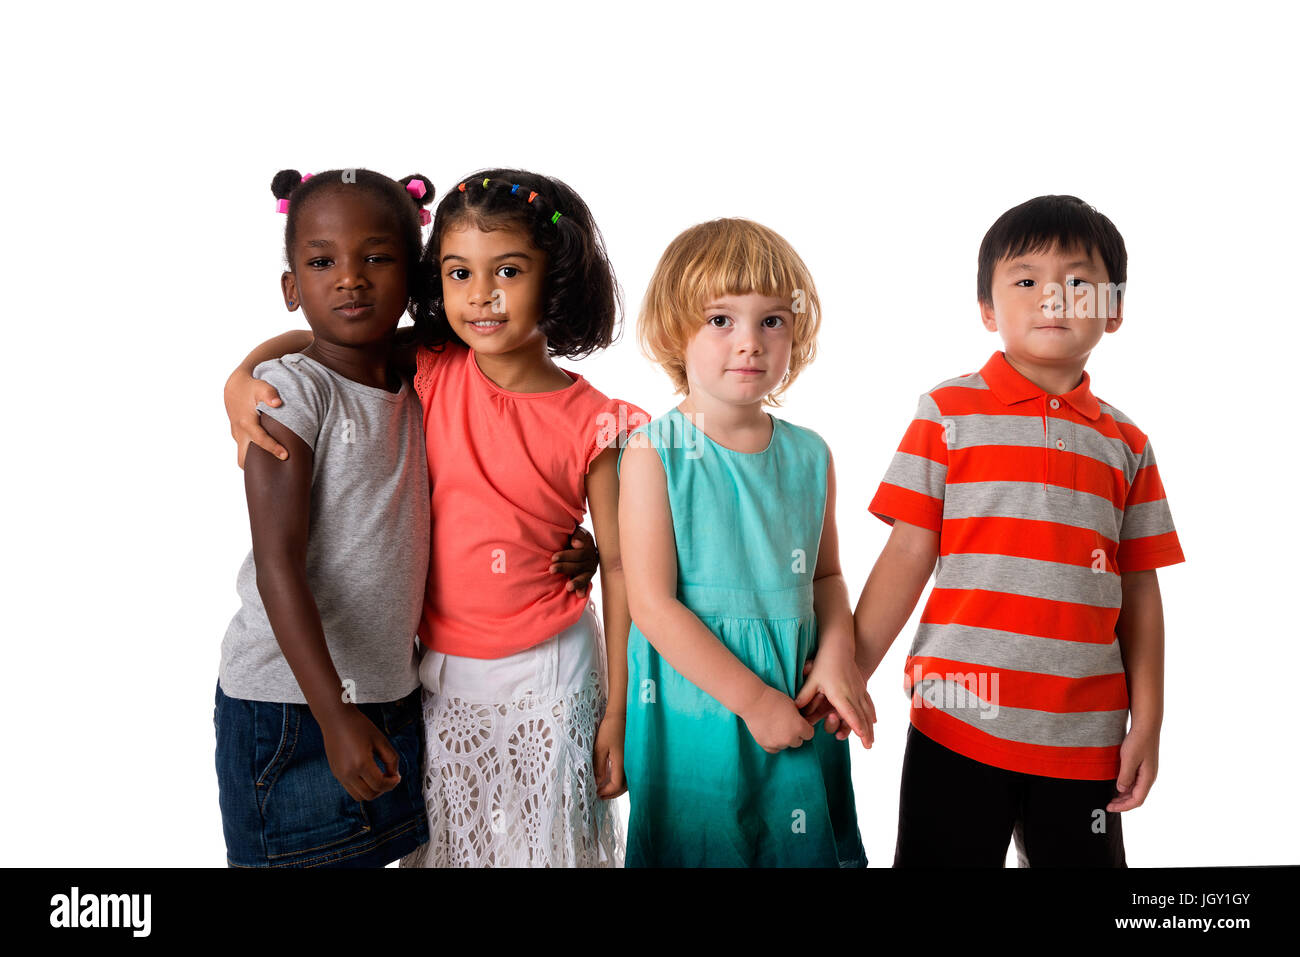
[868,393,949,532]
[1115,440,1185,572]
[587,399,651,474]
[413,344,444,402]
[253,357,327,452]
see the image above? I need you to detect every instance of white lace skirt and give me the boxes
[398,603,625,868]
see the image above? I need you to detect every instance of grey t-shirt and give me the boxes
[219,353,430,704]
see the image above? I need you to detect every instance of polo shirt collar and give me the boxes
[979,351,1101,421]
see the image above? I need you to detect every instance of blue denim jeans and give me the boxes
[214,679,428,868]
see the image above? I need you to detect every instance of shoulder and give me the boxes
[251,354,337,413]
[253,353,328,393]
[774,415,830,457]
[414,339,468,373]
[251,355,332,450]
[414,340,469,400]
[1095,395,1153,457]
[922,368,992,412]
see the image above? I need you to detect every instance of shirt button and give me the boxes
[1056,438,1066,450]
[1049,398,1060,410]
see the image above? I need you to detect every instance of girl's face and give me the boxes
[682,292,795,409]
[438,222,549,357]
[281,189,410,346]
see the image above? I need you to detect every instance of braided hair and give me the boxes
[413,169,621,359]
[271,168,436,314]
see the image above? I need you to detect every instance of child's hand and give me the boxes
[1106,725,1159,812]
[225,369,288,468]
[799,659,874,745]
[593,711,627,799]
[550,524,599,595]
[319,707,402,803]
[795,647,875,748]
[739,686,815,754]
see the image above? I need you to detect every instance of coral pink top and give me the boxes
[413,341,648,658]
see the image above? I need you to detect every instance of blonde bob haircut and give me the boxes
[638,218,821,407]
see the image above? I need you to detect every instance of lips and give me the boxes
[335,302,374,318]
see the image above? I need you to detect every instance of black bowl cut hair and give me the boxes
[412,168,621,359]
[271,168,435,314]
[977,195,1127,306]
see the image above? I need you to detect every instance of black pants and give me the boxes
[894,725,1126,867]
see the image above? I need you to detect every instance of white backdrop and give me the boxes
[4,0,1296,867]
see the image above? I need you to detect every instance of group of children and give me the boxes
[215,167,1183,868]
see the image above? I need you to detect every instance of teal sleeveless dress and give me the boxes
[618,407,866,868]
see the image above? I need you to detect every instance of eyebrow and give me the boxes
[440,251,535,263]
[1007,259,1097,272]
[702,301,794,313]
[303,236,395,248]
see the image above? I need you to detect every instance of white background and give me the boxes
[4,0,1296,867]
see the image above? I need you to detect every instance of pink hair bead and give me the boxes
[406,179,427,200]
[276,199,290,213]
[418,209,432,226]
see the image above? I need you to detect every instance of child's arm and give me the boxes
[585,446,629,798]
[224,327,422,467]
[245,415,402,802]
[853,519,940,678]
[225,330,314,466]
[813,519,939,737]
[792,452,876,746]
[1107,569,1164,812]
[619,443,814,753]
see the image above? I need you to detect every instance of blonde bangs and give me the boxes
[638,219,822,405]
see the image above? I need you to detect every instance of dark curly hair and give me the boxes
[271,168,436,314]
[412,169,620,359]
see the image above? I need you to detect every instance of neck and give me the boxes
[1002,351,1088,397]
[472,337,572,393]
[677,392,772,452]
[301,336,398,392]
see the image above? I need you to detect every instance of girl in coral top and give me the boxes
[227,169,642,867]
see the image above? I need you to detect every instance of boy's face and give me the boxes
[682,292,794,407]
[980,242,1123,371]
[280,189,410,346]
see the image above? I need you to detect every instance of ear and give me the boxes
[281,271,299,312]
[979,298,998,332]
[1104,291,1124,334]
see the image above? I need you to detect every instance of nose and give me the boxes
[335,256,371,290]
[735,319,764,355]
[1040,282,1065,318]
[468,274,495,308]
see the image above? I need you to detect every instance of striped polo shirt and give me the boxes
[869,351,1184,780]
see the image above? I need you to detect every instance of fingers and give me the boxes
[374,736,402,781]
[823,689,867,740]
[595,750,627,799]
[793,680,819,710]
[1107,762,1152,812]
[798,718,815,744]
[250,425,289,462]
